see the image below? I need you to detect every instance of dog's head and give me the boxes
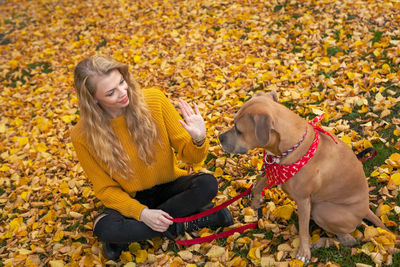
[218,91,279,154]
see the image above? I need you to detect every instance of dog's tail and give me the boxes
[365,209,390,232]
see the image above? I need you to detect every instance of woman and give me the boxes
[71,55,233,260]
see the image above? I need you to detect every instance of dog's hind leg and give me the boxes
[311,237,333,249]
[311,233,356,249]
[311,201,363,235]
[336,233,356,246]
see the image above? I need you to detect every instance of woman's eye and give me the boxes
[120,79,125,85]
[107,90,115,96]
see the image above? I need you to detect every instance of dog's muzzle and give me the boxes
[218,133,232,152]
[218,132,248,154]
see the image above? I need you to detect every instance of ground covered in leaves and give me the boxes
[1,0,400,266]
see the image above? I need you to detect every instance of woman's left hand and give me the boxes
[178,98,206,141]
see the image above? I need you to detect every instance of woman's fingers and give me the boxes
[152,211,173,232]
[141,209,175,232]
[177,100,187,118]
[177,99,206,140]
[159,213,173,225]
[179,98,192,111]
[179,98,195,118]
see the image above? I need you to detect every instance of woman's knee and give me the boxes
[193,173,218,198]
[93,210,160,243]
[93,212,123,242]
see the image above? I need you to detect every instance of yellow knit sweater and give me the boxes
[71,89,209,221]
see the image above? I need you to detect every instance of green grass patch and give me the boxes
[232,242,250,259]
[273,5,283,13]
[65,220,81,232]
[167,242,180,256]
[317,71,335,78]
[218,181,231,192]
[96,38,107,50]
[204,153,217,165]
[393,252,400,265]
[371,30,383,44]
[313,246,374,266]
[327,46,342,57]
[4,61,53,88]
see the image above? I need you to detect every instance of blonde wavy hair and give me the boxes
[73,55,158,179]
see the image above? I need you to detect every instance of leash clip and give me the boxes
[264,155,280,165]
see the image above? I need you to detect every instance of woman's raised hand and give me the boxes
[178,98,206,142]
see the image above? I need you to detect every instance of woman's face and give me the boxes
[94,69,130,118]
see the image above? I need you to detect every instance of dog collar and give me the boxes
[261,114,337,186]
[265,126,308,164]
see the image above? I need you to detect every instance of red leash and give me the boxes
[173,221,258,246]
[170,185,263,245]
[172,185,253,223]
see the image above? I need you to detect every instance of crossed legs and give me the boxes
[93,173,218,244]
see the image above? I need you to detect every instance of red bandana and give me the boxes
[261,114,337,186]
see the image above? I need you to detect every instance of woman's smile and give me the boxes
[120,95,129,104]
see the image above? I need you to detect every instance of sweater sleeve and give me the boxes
[71,131,147,221]
[157,90,209,164]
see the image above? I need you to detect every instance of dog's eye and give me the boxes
[235,125,242,135]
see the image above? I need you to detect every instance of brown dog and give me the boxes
[218,91,388,262]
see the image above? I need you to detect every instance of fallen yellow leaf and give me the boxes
[134,249,147,263]
[273,205,294,220]
[206,245,225,258]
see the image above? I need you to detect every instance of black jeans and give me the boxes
[93,173,218,244]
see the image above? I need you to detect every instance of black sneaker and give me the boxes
[175,207,233,235]
[164,202,216,239]
[102,242,128,261]
[196,202,215,213]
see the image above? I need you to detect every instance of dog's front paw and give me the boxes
[296,245,311,264]
[250,197,262,210]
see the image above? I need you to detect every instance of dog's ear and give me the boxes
[254,91,278,102]
[267,91,278,102]
[253,114,273,146]
[254,91,266,97]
